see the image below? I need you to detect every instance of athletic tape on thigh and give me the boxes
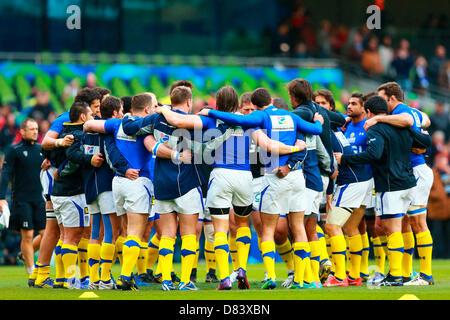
[327,206,352,227]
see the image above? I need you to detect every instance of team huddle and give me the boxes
[26,78,435,291]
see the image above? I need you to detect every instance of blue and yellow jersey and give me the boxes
[104,117,153,180]
[331,129,372,185]
[345,119,367,154]
[200,115,251,171]
[207,106,322,172]
[122,112,204,201]
[391,103,425,168]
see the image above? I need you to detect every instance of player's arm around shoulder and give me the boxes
[158,106,204,129]
[251,129,306,155]
[340,126,384,166]
[84,119,107,134]
[364,112,414,130]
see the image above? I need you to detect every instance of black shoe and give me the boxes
[190,268,197,283]
[147,270,156,282]
[117,276,138,291]
[153,273,163,284]
[136,273,153,286]
[28,278,35,288]
[205,269,219,283]
[378,273,403,286]
[171,271,180,284]
[402,276,412,284]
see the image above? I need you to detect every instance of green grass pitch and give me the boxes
[0,260,449,300]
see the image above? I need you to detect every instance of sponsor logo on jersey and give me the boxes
[159,133,170,143]
[84,145,100,155]
[270,115,294,131]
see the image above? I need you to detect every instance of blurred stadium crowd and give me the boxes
[276,2,449,96]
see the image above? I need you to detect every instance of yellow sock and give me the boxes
[416,231,433,277]
[192,240,200,269]
[158,236,175,282]
[29,263,38,281]
[316,225,330,263]
[236,227,251,271]
[348,234,363,280]
[275,239,295,271]
[171,236,176,275]
[303,257,314,284]
[120,235,141,280]
[293,242,310,286]
[387,232,404,280]
[35,262,50,285]
[136,241,148,276]
[147,235,160,273]
[214,232,230,280]
[345,235,352,274]
[115,236,126,266]
[229,236,239,271]
[330,235,347,281]
[204,240,216,272]
[372,236,386,274]
[309,240,321,282]
[87,243,101,284]
[180,234,197,284]
[380,235,389,258]
[77,237,89,282]
[100,242,115,282]
[360,232,370,279]
[402,232,415,278]
[54,240,65,286]
[261,240,276,280]
[325,234,334,271]
[61,244,78,286]
[155,258,162,276]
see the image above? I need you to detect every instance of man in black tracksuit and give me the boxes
[335,96,432,286]
[0,118,45,276]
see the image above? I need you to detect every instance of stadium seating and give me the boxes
[0,58,350,115]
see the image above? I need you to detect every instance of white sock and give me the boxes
[26,265,34,275]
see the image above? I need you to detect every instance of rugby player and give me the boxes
[51,101,95,289]
[365,82,434,285]
[84,93,162,290]
[322,101,374,287]
[343,92,373,282]
[198,88,323,289]
[288,82,345,287]
[121,87,205,291]
[154,86,304,290]
[336,96,432,286]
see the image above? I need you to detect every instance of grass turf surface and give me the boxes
[0,260,449,300]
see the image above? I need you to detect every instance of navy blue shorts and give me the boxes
[9,200,46,231]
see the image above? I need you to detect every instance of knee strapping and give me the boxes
[203,223,215,244]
